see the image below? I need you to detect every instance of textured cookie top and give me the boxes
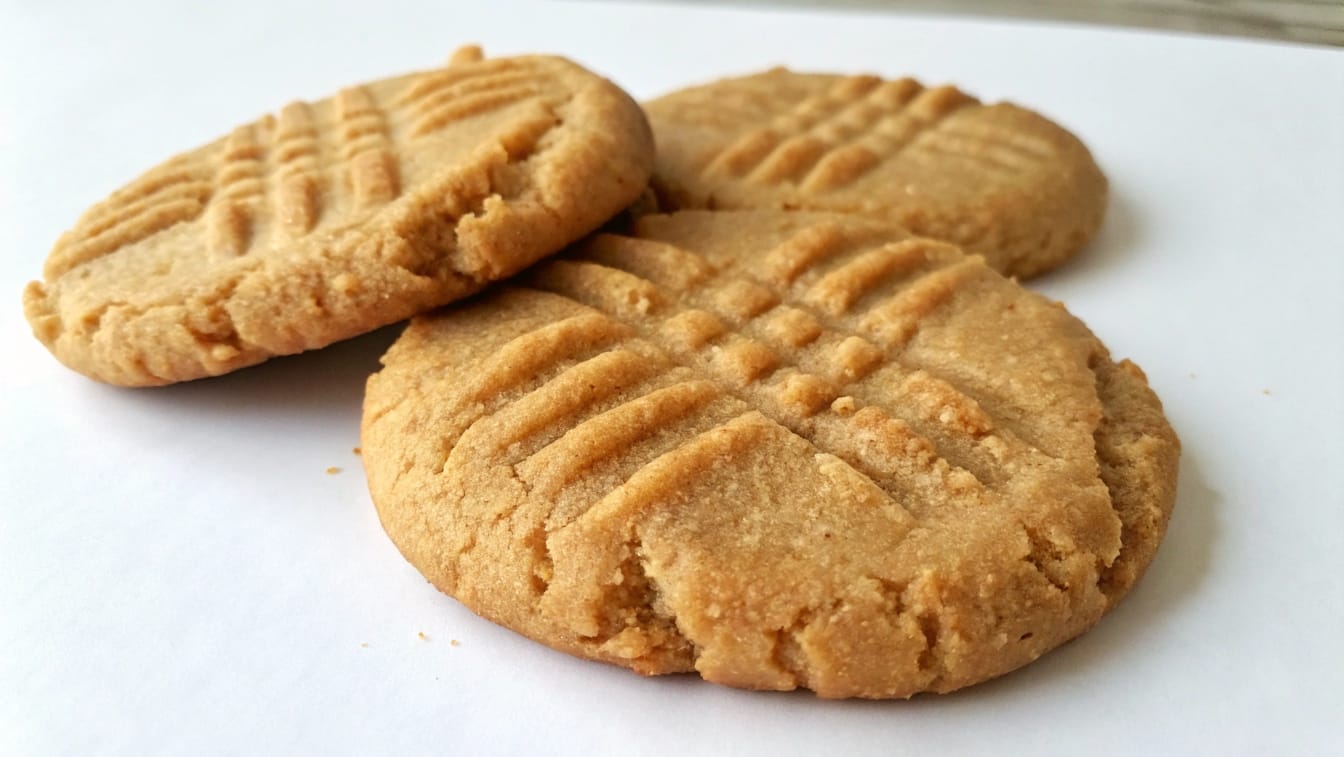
[23,47,653,386]
[363,210,1178,698]
[645,68,1108,278]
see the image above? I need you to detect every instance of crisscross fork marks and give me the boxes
[798,84,977,192]
[526,255,995,511]
[558,229,1025,471]
[396,57,544,107]
[614,220,1064,462]
[749,223,1050,453]
[909,112,1059,177]
[704,75,893,180]
[704,76,979,192]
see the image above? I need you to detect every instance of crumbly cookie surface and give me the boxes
[23,47,653,386]
[645,69,1107,279]
[362,210,1177,698]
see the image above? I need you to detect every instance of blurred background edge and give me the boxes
[645,0,1344,47]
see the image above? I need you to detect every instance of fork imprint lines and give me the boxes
[525,234,1007,501]
[704,76,1055,191]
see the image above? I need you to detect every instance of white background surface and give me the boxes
[2,1,1342,754]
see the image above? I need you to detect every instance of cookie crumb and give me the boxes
[360,642,369,648]
[831,396,857,416]
[418,631,427,640]
[450,639,460,647]
[209,344,240,362]
[1262,388,1271,396]
[326,466,342,475]
[448,44,484,66]
[331,272,361,295]
[352,446,362,455]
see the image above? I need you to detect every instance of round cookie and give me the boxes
[22,47,653,386]
[362,210,1178,699]
[645,68,1108,279]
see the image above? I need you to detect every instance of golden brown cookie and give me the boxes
[22,47,653,386]
[645,68,1107,279]
[361,210,1178,699]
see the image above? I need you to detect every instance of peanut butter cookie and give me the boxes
[646,69,1107,278]
[362,210,1177,698]
[23,47,653,385]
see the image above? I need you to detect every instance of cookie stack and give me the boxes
[21,46,1179,699]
